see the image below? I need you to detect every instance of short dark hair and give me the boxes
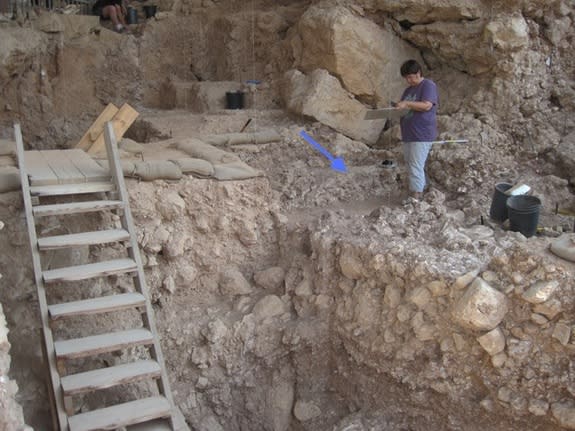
[400,60,422,77]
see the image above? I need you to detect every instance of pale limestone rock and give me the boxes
[533,299,563,319]
[507,339,532,361]
[483,14,529,52]
[236,220,258,246]
[162,276,176,294]
[156,191,186,221]
[164,233,189,259]
[196,376,209,389]
[492,352,507,368]
[477,327,505,355]
[293,400,322,422]
[552,322,572,346]
[294,279,313,297]
[384,285,402,309]
[453,269,479,289]
[452,333,467,351]
[269,371,294,431]
[282,68,384,144]
[292,4,421,103]
[252,295,285,320]
[427,280,449,297]
[528,399,549,416]
[204,319,228,344]
[197,415,224,431]
[254,266,285,290]
[552,401,575,429]
[452,278,508,331]
[498,386,512,403]
[412,311,435,342]
[176,263,198,286]
[315,294,332,310]
[550,234,575,263]
[530,313,548,325]
[522,280,559,304]
[219,267,253,296]
[338,247,365,280]
[406,286,431,309]
[396,304,412,323]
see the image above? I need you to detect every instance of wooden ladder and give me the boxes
[15,122,179,431]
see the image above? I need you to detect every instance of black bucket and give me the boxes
[506,195,541,238]
[226,91,245,110]
[143,5,157,18]
[126,7,138,24]
[489,183,513,222]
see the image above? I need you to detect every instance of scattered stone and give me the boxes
[528,399,549,416]
[294,279,313,297]
[552,401,575,429]
[452,278,508,331]
[492,352,507,368]
[252,295,285,320]
[480,398,494,412]
[294,400,322,421]
[552,322,572,346]
[453,268,480,290]
[196,376,209,389]
[477,326,505,355]
[384,285,402,309]
[427,280,448,297]
[162,276,176,294]
[219,267,253,296]
[254,266,285,290]
[339,247,365,280]
[406,286,431,309]
[522,280,559,304]
[412,311,435,341]
[530,313,548,325]
[204,319,228,344]
[533,299,563,319]
[497,386,512,403]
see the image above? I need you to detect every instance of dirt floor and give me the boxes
[1,1,575,430]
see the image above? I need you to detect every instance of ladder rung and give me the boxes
[54,328,154,360]
[30,181,114,196]
[43,258,137,283]
[61,360,161,396]
[38,229,130,250]
[48,293,146,320]
[128,419,173,431]
[33,200,124,217]
[68,396,171,431]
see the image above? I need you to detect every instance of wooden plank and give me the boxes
[129,407,189,431]
[30,181,114,196]
[61,360,161,395]
[24,151,58,186]
[54,328,154,360]
[38,229,130,250]
[65,149,111,182]
[88,104,139,155]
[43,258,137,283]
[76,103,119,151]
[68,396,171,431]
[49,292,146,320]
[39,150,86,185]
[33,200,124,217]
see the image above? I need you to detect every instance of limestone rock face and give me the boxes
[282,68,385,144]
[291,4,421,103]
[452,278,508,331]
[483,14,529,52]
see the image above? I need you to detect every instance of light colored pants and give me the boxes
[403,141,432,193]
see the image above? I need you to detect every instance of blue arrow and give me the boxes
[299,130,347,173]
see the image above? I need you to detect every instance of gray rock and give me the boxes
[477,327,505,355]
[294,400,322,422]
[254,266,285,290]
[452,278,508,331]
[522,280,559,304]
[552,401,575,429]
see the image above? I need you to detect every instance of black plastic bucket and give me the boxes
[143,5,157,18]
[226,91,245,109]
[506,195,541,238]
[489,183,513,222]
[127,7,138,24]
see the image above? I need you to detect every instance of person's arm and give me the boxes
[396,100,433,112]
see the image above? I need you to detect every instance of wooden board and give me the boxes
[24,151,58,185]
[364,108,409,120]
[61,360,161,395]
[66,149,111,182]
[68,396,171,431]
[38,229,130,250]
[30,181,114,196]
[49,293,146,320]
[88,103,139,155]
[76,103,119,151]
[43,258,137,283]
[33,200,124,217]
[39,150,86,184]
[54,328,154,359]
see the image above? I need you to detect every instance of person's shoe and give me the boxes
[409,191,423,200]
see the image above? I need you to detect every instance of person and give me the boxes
[395,59,438,201]
[92,0,128,33]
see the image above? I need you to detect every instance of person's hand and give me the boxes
[396,100,409,110]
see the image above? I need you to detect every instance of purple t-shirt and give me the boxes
[399,78,438,142]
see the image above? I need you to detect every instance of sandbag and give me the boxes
[204,130,282,146]
[550,234,575,263]
[0,167,21,193]
[96,159,137,177]
[133,160,182,181]
[176,138,240,164]
[170,158,214,177]
[213,161,263,181]
[119,138,146,154]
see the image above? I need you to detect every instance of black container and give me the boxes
[143,5,157,18]
[489,182,513,222]
[126,7,138,24]
[226,91,245,110]
[506,195,541,238]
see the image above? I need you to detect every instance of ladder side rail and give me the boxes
[103,122,176,429]
[14,124,69,431]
